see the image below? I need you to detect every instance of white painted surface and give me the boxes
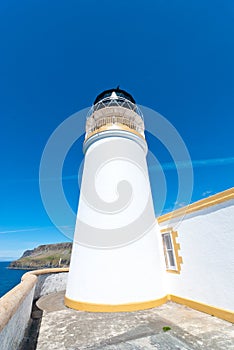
[0,286,35,350]
[66,136,166,304]
[0,271,68,350]
[66,226,166,304]
[159,199,234,312]
[34,272,68,300]
[78,137,149,232]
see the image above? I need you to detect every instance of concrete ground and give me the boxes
[31,291,234,350]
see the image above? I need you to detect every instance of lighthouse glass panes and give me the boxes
[85,95,145,140]
[162,233,176,270]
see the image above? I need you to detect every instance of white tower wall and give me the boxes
[65,135,166,311]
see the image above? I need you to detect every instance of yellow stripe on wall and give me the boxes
[168,295,234,323]
[64,295,168,312]
[65,294,234,323]
[158,187,234,223]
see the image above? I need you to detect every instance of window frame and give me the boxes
[161,228,183,274]
[162,232,177,271]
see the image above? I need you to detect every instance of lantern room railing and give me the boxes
[85,96,144,139]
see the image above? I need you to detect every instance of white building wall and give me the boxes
[159,199,234,312]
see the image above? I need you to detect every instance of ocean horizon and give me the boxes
[0,261,26,298]
[0,257,18,262]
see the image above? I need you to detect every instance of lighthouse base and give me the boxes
[64,295,168,312]
[65,224,167,312]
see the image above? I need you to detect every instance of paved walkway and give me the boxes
[33,291,234,350]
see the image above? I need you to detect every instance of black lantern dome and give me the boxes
[94,87,136,105]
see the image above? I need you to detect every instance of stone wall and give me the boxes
[34,272,68,300]
[0,268,69,350]
[0,287,35,350]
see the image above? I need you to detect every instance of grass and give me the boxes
[162,326,171,332]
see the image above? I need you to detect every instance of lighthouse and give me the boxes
[65,88,166,311]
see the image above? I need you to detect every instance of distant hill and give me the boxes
[9,242,72,269]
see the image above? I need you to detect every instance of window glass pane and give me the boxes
[164,234,172,249]
[162,233,176,269]
[168,250,176,267]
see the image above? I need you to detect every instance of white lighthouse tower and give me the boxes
[65,88,166,311]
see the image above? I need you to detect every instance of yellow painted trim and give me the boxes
[161,229,183,274]
[170,230,183,273]
[64,295,168,312]
[85,123,145,141]
[158,187,234,223]
[169,295,234,323]
[65,294,234,322]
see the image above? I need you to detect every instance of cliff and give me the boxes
[9,242,72,269]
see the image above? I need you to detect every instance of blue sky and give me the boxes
[0,0,233,259]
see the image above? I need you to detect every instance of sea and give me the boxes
[0,261,26,298]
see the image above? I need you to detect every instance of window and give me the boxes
[161,228,183,274]
[162,233,177,270]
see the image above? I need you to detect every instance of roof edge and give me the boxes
[158,187,234,224]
